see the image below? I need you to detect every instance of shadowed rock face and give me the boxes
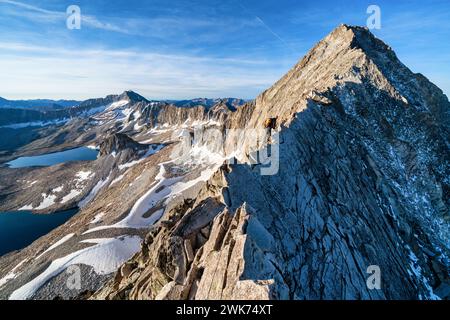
[0,24,448,300]
[91,25,449,300]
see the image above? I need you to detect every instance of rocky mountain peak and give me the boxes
[322,24,391,53]
[247,24,436,130]
[118,91,148,103]
[210,100,238,113]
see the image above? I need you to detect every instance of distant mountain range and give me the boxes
[0,95,247,111]
[171,98,248,109]
[0,94,248,127]
[0,97,81,111]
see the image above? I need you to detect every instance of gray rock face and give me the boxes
[98,133,146,157]
[173,98,247,109]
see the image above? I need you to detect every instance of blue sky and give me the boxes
[0,0,449,100]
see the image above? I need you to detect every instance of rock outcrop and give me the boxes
[98,133,146,157]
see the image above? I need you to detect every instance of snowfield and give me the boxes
[79,178,110,208]
[76,171,93,182]
[85,141,226,233]
[18,204,34,211]
[61,189,82,204]
[20,191,61,211]
[106,100,129,111]
[35,193,57,210]
[9,236,141,300]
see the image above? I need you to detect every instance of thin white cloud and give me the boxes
[0,0,128,33]
[0,0,55,14]
[254,16,293,50]
[0,42,273,65]
[237,1,296,53]
[0,0,265,43]
[0,42,291,100]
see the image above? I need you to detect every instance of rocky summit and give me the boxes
[0,25,448,300]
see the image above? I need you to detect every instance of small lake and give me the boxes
[0,209,78,257]
[6,147,98,168]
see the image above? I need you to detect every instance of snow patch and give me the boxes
[0,259,27,288]
[90,212,105,224]
[18,204,34,211]
[35,193,57,210]
[36,233,75,260]
[118,159,141,170]
[61,190,82,204]
[110,175,124,186]
[106,100,129,111]
[79,178,109,208]
[133,121,145,131]
[406,246,441,300]
[28,180,38,187]
[52,186,63,193]
[76,171,93,181]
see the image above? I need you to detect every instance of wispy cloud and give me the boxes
[0,0,264,43]
[0,0,128,33]
[237,1,295,52]
[0,0,55,14]
[0,1,299,100]
[254,15,294,50]
[0,42,290,100]
[2,0,448,99]
[0,42,274,65]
